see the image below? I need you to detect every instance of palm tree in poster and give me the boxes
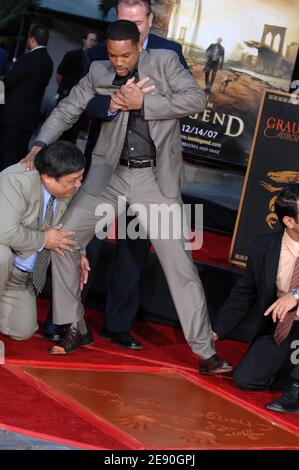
[151,0,178,37]
[160,0,202,45]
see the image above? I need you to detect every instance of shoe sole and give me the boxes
[111,337,143,349]
[100,333,143,350]
[200,366,233,375]
[266,405,299,414]
[81,340,96,347]
[49,339,95,355]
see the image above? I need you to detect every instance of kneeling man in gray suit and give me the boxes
[0,141,89,341]
[23,21,231,375]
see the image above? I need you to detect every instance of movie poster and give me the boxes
[40,1,298,167]
[230,89,299,267]
[151,0,299,167]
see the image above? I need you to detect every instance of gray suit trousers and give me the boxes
[0,245,38,340]
[51,165,216,359]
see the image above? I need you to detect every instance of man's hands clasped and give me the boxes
[109,76,155,113]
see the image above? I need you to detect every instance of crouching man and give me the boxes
[0,141,89,340]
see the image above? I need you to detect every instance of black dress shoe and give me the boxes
[266,382,299,414]
[49,324,94,354]
[199,353,233,375]
[100,328,143,350]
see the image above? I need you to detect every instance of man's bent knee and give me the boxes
[9,328,37,341]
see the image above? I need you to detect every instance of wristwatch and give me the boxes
[291,288,299,304]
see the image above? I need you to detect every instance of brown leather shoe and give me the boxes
[199,354,233,375]
[49,324,94,354]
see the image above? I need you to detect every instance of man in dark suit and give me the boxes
[56,31,98,144]
[213,184,299,412]
[79,0,189,350]
[204,37,224,92]
[0,25,53,170]
[85,1,187,66]
[0,46,9,79]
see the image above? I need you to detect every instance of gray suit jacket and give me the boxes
[37,49,206,198]
[0,164,69,259]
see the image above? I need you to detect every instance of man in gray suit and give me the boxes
[0,141,91,341]
[23,21,231,375]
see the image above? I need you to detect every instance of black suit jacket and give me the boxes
[214,230,284,342]
[0,48,53,130]
[86,32,188,69]
[205,43,225,68]
[146,34,187,68]
[57,48,87,93]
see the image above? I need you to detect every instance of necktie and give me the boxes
[112,68,138,87]
[274,256,299,345]
[32,195,55,295]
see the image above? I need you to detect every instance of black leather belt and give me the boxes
[119,159,156,169]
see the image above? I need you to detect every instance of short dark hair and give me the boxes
[35,141,85,179]
[275,183,299,226]
[117,0,152,16]
[29,25,49,46]
[82,31,98,40]
[106,20,140,43]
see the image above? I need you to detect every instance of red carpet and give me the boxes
[153,229,233,268]
[0,232,298,448]
[0,299,299,449]
[110,227,234,268]
[192,229,233,267]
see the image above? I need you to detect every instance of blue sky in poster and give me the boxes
[39,0,101,19]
